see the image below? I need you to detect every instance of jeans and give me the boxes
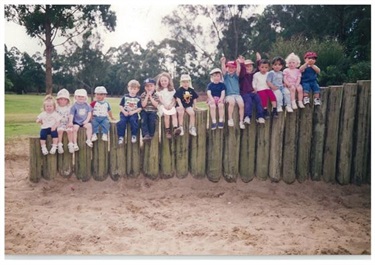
[117,113,139,137]
[141,111,158,137]
[92,116,110,134]
[242,93,264,119]
[273,86,291,108]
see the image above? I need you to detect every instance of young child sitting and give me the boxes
[206,68,225,130]
[283,52,304,109]
[175,74,199,136]
[90,86,115,142]
[117,80,142,144]
[36,95,61,155]
[55,88,74,153]
[140,78,160,141]
[300,51,321,106]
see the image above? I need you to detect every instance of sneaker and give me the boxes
[101,134,108,141]
[263,110,270,120]
[277,106,283,112]
[118,137,124,145]
[68,143,75,153]
[179,126,184,136]
[228,119,234,127]
[57,143,64,154]
[41,145,49,155]
[239,121,245,129]
[91,133,98,142]
[313,98,321,106]
[303,96,310,105]
[298,101,305,108]
[49,144,57,154]
[218,122,224,129]
[131,135,137,143]
[189,127,197,136]
[272,109,278,119]
[291,101,298,110]
[86,139,93,147]
[286,105,293,113]
[211,123,217,130]
[173,126,181,136]
[244,116,251,124]
[73,143,79,151]
[256,117,266,124]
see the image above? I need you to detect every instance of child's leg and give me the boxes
[267,90,277,108]
[208,99,217,122]
[171,113,178,128]
[242,93,252,118]
[57,129,64,144]
[185,107,195,128]
[176,106,185,127]
[273,89,283,109]
[164,114,170,129]
[140,111,149,137]
[40,129,48,154]
[116,117,127,138]
[91,118,99,135]
[129,114,139,137]
[51,129,58,145]
[236,96,245,122]
[218,102,225,122]
[101,118,110,135]
[252,94,265,119]
[226,96,235,120]
[282,87,291,107]
[83,123,92,140]
[257,91,268,110]
[288,85,296,102]
[148,112,158,137]
[73,125,80,144]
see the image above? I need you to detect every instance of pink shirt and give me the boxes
[283,68,301,85]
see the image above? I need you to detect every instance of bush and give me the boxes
[347,61,371,82]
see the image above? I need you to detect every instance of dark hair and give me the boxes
[271,56,285,67]
[259,59,270,66]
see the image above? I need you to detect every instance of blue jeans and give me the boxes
[92,116,110,134]
[141,111,158,137]
[40,128,58,140]
[117,113,139,137]
[242,93,264,119]
[274,86,291,108]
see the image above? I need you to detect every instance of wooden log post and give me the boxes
[365,82,371,185]
[223,105,240,182]
[42,136,57,180]
[239,112,257,183]
[126,123,141,178]
[190,109,207,179]
[282,110,298,184]
[29,137,43,183]
[142,117,160,180]
[175,113,189,179]
[256,109,271,181]
[352,81,371,185]
[206,109,223,183]
[57,133,73,178]
[336,83,358,185]
[160,116,175,179]
[92,131,109,181]
[74,128,92,182]
[322,86,343,183]
[310,88,328,181]
[109,122,126,181]
[268,111,285,182]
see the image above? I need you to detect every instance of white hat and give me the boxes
[209,68,222,75]
[74,89,88,98]
[94,86,107,94]
[244,59,254,65]
[56,88,70,101]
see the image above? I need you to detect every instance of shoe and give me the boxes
[50,144,57,154]
[68,143,75,153]
[131,135,137,143]
[263,110,270,120]
[256,117,265,124]
[143,134,151,141]
[244,116,251,124]
[86,139,93,147]
[179,126,184,136]
[174,126,182,136]
[313,98,321,106]
[228,119,234,127]
[165,128,172,139]
[277,106,283,112]
[286,105,293,112]
[73,143,79,151]
[41,145,49,155]
[291,101,298,110]
[91,133,98,142]
[211,123,217,130]
[189,127,197,136]
[298,101,305,108]
[272,109,278,119]
[57,143,64,154]
[101,134,108,141]
[303,97,310,105]
[239,121,245,129]
[218,122,224,129]
[118,137,124,145]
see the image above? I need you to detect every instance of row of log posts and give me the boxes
[29,81,371,185]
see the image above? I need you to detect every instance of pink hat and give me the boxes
[225,61,237,68]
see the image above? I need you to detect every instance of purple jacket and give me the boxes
[239,61,259,95]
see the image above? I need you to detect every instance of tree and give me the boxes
[5,5,116,94]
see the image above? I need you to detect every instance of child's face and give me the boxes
[211,73,221,83]
[145,83,155,93]
[181,80,189,89]
[159,76,169,88]
[272,61,283,72]
[57,98,69,107]
[95,93,106,101]
[75,95,87,104]
[245,64,254,73]
[128,85,140,96]
[44,102,55,113]
[227,65,236,74]
[287,60,298,69]
[259,63,269,74]
[305,57,316,65]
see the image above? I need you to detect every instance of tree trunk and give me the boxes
[44,8,53,95]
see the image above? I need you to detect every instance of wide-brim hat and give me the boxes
[56,88,70,100]
[74,89,88,98]
[244,59,254,65]
[209,68,222,75]
[94,86,107,94]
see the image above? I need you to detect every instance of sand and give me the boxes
[4,137,371,256]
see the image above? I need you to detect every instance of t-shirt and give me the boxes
[267,70,284,88]
[283,68,301,85]
[70,102,92,125]
[207,82,226,98]
[119,94,141,112]
[223,72,240,96]
[56,105,70,127]
[253,72,269,92]
[91,100,111,117]
[140,91,160,112]
[37,111,61,129]
[174,87,198,108]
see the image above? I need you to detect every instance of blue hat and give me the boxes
[143,78,156,85]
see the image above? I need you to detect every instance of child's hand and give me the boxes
[220,56,226,63]
[36,119,41,124]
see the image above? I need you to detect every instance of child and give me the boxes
[175,74,199,136]
[36,95,61,155]
[140,78,160,141]
[206,68,225,130]
[283,52,304,109]
[267,56,293,113]
[90,86,115,142]
[156,72,181,139]
[252,59,278,119]
[238,53,266,124]
[55,88,74,154]
[220,56,245,129]
[300,51,321,106]
[117,80,142,144]
[69,89,93,151]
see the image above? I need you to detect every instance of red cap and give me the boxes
[304,51,318,59]
[225,61,237,68]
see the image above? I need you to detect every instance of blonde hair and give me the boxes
[285,52,301,67]
[127,79,140,89]
[42,95,56,111]
[156,72,174,92]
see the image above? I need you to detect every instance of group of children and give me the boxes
[37,51,320,155]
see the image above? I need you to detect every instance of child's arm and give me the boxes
[108,110,115,120]
[235,58,241,76]
[175,97,183,108]
[220,56,227,75]
[192,98,197,110]
[83,111,92,125]
[150,93,160,108]
[119,105,128,116]
[207,90,214,101]
[311,64,320,74]
[141,93,149,108]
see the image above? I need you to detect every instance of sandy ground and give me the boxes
[4,137,371,256]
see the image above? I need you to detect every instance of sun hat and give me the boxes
[74,89,88,98]
[56,88,70,100]
[180,74,191,82]
[304,51,318,59]
[244,59,254,65]
[225,61,237,68]
[143,78,156,85]
[209,68,222,75]
[94,86,107,94]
